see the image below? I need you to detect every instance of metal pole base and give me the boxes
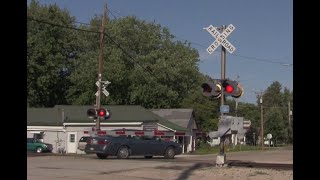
[216,154,227,167]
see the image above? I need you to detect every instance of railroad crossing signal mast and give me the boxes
[202,24,243,167]
[92,1,110,132]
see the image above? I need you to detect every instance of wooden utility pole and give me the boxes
[260,92,264,150]
[288,101,291,126]
[95,1,107,131]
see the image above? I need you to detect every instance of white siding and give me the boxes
[27,130,66,153]
[27,132,34,138]
[43,131,66,153]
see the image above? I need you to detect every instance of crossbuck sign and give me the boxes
[95,80,111,97]
[204,24,236,54]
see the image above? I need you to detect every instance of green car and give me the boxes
[27,138,53,153]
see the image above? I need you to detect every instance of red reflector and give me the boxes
[97,131,107,135]
[135,132,144,135]
[84,131,89,134]
[116,131,125,135]
[175,132,185,136]
[154,131,165,136]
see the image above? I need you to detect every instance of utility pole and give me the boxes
[95,1,107,131]
[288,101,291,126]
[260,92,264,150]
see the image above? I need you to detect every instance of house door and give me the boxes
[67,132,77,153]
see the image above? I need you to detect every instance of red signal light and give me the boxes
[225,85,234,93]
[99,109,106,116]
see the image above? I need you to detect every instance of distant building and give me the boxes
[27,105,200,154]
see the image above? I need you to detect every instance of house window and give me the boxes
[69,134,75,143]
[33,132,44,142]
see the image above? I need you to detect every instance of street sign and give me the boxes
[95,81,100,87]
[95,80,110,97]
[204,24,236,54]
[220,105,229,113]
[267,133,272,140]
[102,89,109,97]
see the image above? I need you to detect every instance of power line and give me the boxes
[106,6,119,20]
[102,6,292,66]
[28,16,291,81]
[28,17,100,34]
[27,17,166,83]
[173,36,292,66]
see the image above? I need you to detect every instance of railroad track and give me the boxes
[227,160,292,170]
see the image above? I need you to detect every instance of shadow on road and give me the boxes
[175,162,214,180]
[227,160,292,170]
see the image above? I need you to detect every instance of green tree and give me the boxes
[264,107,287,143]
[67,16,202,108]
[180,89,220,132]
[256,81,293,144]
[27,0,80,107]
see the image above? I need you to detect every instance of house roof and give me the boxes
[27,105,187,131]
[151,109,194,129]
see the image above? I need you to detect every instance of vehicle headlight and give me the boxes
[43,145,47,148]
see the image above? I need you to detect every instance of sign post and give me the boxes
[267,133,272,149]
[204,24,236,167]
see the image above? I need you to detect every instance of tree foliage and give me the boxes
[27,2,293,141]
[255,81,293,143]
[27,0,81,107]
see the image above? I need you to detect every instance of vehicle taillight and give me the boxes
[98,140,109,145]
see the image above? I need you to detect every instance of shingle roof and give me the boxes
[151,109,194,128]
[27,108,63,126]
[27,105,187,131]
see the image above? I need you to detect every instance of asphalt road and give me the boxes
[27,149,292,180]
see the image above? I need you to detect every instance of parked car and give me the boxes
[84,135,183,159]
[78,136,90,151]
[27,138,53,153]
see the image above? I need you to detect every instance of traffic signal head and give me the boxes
[98,108,106,117]
[87,109,97,119]
[201,81,222,98]
[221,80,244,98]
[98,108,111,120]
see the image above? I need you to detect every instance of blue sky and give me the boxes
[32,0,293,105]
